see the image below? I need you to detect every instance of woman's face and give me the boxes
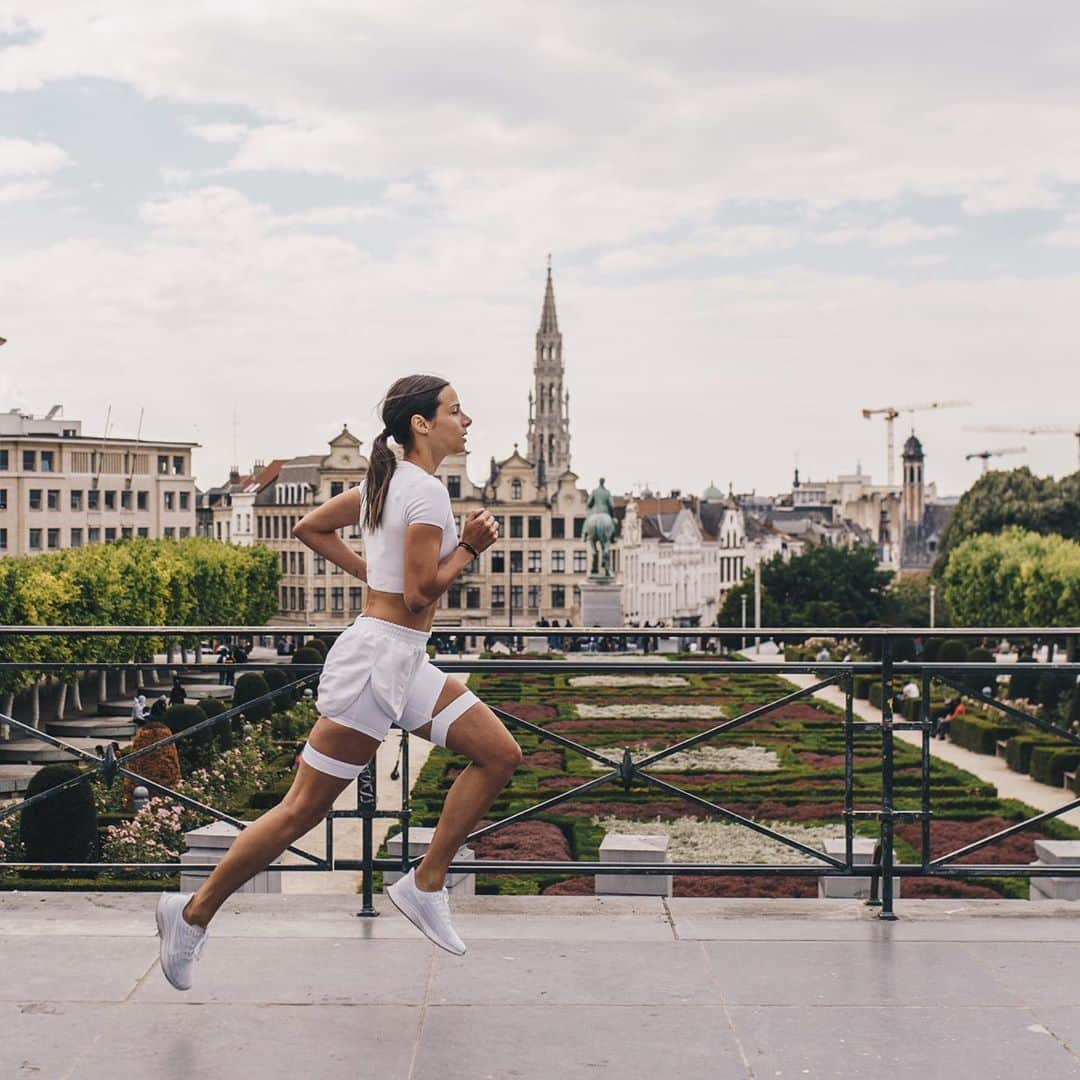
[421,385,471,454]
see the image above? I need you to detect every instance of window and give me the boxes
[330,481,343,497]
[511,478,522,500]
[528,516,542,538]
[163,491,174,511]
[88,526,100,544]
[510,516,523,538]
[40,450,54,472]
[494,516,504,536]
[46,489,59,510]
[138,527,148,538]
[257,516,264,539]
[29,528,42,549]
[105,527,117,542]
[120,489,132,510]
[0,489,6,511]
[315,554,326,575]
[0,450,7,470]
[298,587,306,611]
[314,587,326,612]
[298,552,305,574]
[46,528,59,549]
[490,550,505,573]
[104,490,116,510]
[87,489,99,511]
[280,586,289,610]
[573,550,588,573]
[552,550,565,573]
[179,491,190,511]
[509,550,523,573]
[0,527,7,549]
[510,584,523,612]
[281,552,288,574]
[551,585,566,608]
[331,560,342,575]
[447,585,462,608]
[70,527,83,548]
[158,455,169,475]
[163,527,174,539]
[137,490,148,511]
[289,586,297,610]
[28,489,42,510]
[491,584,505,609]
[528,585,540,609]
[466,586,481,609]
[23,450,36,471]
[172,455,184,476]
[331,587,344,612]
[528,550,541,573]
[349,587,362,611]
[446,475,461,499]
[121,526,133,540]
[272,516,280,539]
[573,517,586,538]
[551,517,565,539]
[69,489,82,511]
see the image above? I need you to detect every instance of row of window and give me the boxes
[0,450,186,475]
[445,584,578,610]
[0,525,193,551]
[488,514,583,539]
[488,549,589,574]
[1,488,191,513]
[280,586,364,613]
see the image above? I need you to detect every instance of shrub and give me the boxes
[1030,746,1080,787]
[1038,671,1076,713]
[1005,733,1068,774]
[950,715,1021,755]
[1009,656,1039,703]
[20,764,98,870]
[963,647,996,694]
[868,682,884,709]
[233,672,273,725]
[937,639,969,663]
[260,666,293,712]
[303,638,328,659]
[196,697,231,750]
[123,720,182,808]
[852,675,875,700]
[292,646,323,694]
[1070,690,1080,729]
[920,637,941,661]
[165,703,213,776]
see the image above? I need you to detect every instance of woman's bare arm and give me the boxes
[402,524,474,613]
[292,488,367,581]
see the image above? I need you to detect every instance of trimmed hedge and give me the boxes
[1030,746,1080,788]
[950,715,1022,755]
[852,675,875,700]
[1005,734,1069,774]
[233,672,273,725]
[20,764,98,869]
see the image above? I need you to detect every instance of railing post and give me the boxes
[356,761,378,917]
[843,672,854,873]
[877,633,898,920]
[920,669,932,868]
[400,732,411,874]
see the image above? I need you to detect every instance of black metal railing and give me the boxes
[1,625,1078,921]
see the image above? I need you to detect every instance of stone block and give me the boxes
[1034,841,1080,866]
[524,636,550,655]
[596,833,672,897]
[180,821,282,894]
[384,827,475,895]
[579,580,623,628]
[818,837,899,900]
[1029,855,1080,901]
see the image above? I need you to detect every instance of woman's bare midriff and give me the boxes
[363,588,438,633]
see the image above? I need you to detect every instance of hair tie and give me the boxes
[381,427,392,440]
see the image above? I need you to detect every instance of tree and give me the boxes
[717,544,894,628]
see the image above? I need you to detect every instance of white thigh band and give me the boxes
[300,741,365,780]
[430,690,479,747]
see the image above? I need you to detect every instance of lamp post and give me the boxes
[929,582,936,629]
[754,561,762,655]
[508,554,514,629]
[741,593,747,652]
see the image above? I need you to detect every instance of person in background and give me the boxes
[168,676,186,706]
[936,696,964,740]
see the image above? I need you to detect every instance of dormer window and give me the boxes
[511,479,522,500]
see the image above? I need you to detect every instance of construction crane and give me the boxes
[964,446,1027,474]
[966,425,1080,471]
[861,399,971,486]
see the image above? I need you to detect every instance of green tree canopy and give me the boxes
[716,544,894,628]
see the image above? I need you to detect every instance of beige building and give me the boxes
[0,406,197,558]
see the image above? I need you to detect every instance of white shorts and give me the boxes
[303,615,479,779]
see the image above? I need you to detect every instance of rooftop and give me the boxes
[6,892,1080,1078]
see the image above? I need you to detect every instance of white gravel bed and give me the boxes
[588,745,780,772]
[591,815,837,864]
[574,704,725,719]
[568,675,690,688]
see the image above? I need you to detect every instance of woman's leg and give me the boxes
[183,717,381,927]
[408,677,522,892]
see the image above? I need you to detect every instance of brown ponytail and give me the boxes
[362,374,449,531]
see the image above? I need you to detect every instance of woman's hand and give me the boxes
[461,508,499,554]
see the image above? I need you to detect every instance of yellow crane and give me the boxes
[966,424,1080,471]
[964,446,1027,474]
[861,399,970,486]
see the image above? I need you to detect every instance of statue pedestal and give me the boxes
[580,578,623,627]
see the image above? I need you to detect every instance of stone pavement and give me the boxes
[4,892,1080,1079]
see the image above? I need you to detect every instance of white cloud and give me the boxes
[1041,212,1080,247]
[0,178,52,202]
[816,219,959,248]
[186,121,248,144]
[0,136,69,176]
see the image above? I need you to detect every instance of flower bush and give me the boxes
[587,744,780,772]
[0,809,24,862]
[568,675,689,688]
[574,703,726,719]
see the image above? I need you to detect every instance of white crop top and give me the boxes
[359,460,459,593]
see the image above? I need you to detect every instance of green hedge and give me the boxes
[1005,734,1069,774]
[950,715,1022,755]
[852,675,875,700]
[1030,746,1080,788]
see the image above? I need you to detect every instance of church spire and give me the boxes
[527,257,571,484]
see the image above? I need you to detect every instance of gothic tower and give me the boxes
[526,262,571,485]
[902,432,925,526]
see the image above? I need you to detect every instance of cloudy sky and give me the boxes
[2,2,1078,500]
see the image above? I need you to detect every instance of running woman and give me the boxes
[157,375,522,989]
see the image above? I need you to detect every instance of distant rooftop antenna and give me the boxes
[94,404,113,490]
[232,404,239,474]
[126,407,144,489]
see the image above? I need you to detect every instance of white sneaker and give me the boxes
[386,869,466,956]
[156,892,207,990]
